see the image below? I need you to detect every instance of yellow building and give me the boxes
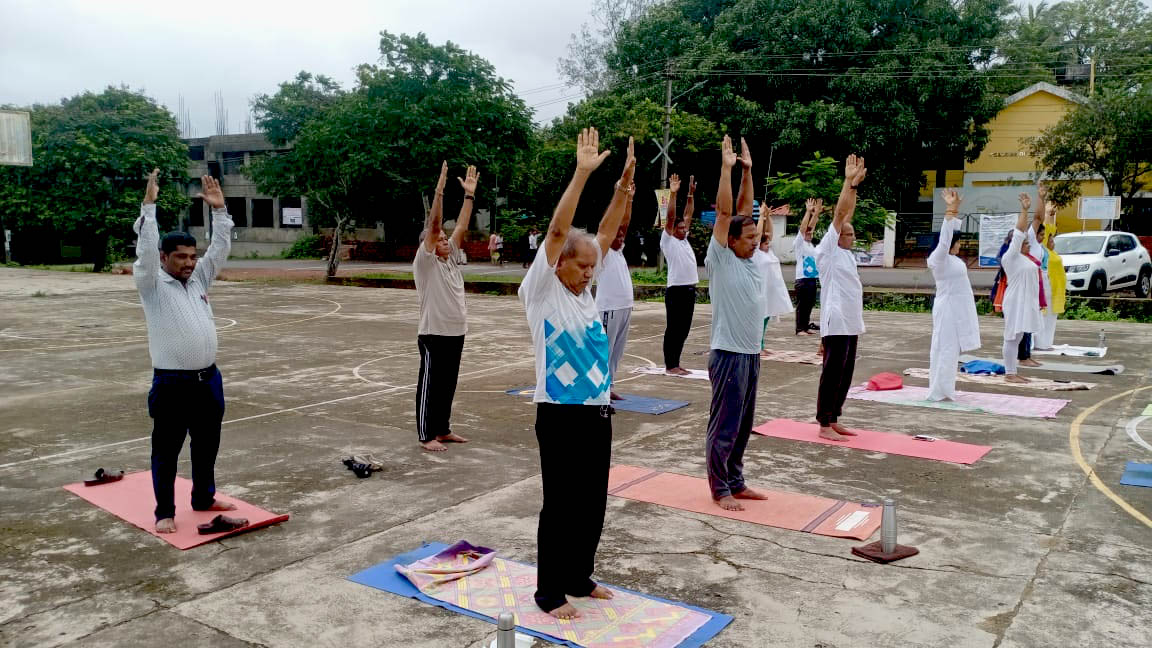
[921,82,1105,234]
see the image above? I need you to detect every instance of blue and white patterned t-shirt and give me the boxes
[518,245,611,405]
[793,234,819,281]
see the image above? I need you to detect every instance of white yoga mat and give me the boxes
[958,355,1123,375]
[1033,344,1107,358]
[630,366,710,380]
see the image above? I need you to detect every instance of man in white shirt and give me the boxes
[705,136,770,511]
[523,227,540,268]
[659,173,698,375]
[413,162,479,451]
[594,182,636,400]
[134,170,241,534]
[792,198,823,335]
[518,129,635,620]
[815,155,868,441]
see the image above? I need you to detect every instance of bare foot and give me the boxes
[666,367,690,376]
[610,391,622,401]
[421,440,448,452]
[1005,374,1030,384]
[155,518,176,534]
[1019,358,1042,367]
[796,330,812,336]
[829,422,858,436]
[714,495,745,511]
[437,433,469,444]
[205,500,238,511]
[819,426,852,441]
[732,487,770,500]
[588,584,614,599]
[547,602,582,619]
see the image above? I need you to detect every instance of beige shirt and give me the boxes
[413,241,467,336]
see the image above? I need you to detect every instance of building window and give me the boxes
[187,145,205,161]
[221,151,245,176]
[226,197,247,227]
[251,198,273,227]
[188,198,204,227]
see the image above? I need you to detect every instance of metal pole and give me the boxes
[657,70,673,272]
[496,612,515,648]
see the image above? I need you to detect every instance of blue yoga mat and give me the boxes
[348,541,732,648]
[1119,462,1152,488]
[505,387,690,415]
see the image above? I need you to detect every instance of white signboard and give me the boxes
[281,207,302,226]
[0,110,33,166]
[978,213,1016,268]
[1079,196,1120,220]
[853,239,885,267]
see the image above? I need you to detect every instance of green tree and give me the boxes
[765,152,893,244]
[1028,87,1152,215]
[247,32,534,276]
[0,87,187,270]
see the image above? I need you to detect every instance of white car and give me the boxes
[1054,231,1151,297]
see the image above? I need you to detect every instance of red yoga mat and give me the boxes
[63,471,290,549]
[752,419,992,465]
[607,465,880,540]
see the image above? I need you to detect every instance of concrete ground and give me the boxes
[1,266,1150,648]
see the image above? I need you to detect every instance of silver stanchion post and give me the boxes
[496,612,515,648]
[880,497,897,553]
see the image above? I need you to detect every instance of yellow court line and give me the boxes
[1069,385,1152,530]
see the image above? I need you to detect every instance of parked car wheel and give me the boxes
[1088,272,1107,296]
[1137,266,1151,299]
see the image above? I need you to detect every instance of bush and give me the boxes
[283,234,328,259]
[631,268,667,284]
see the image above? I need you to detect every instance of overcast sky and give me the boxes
[1,0,595,137]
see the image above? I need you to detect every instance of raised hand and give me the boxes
[435,161,448,195]
[687,175,696,196]
[739,137,752,169]
[458,165,479,195]
[143,168,159,205]
[669,173,681,193]
[199,174,225,209]
[1019,192,1031,212]
[576,127,611,172]
[1037,182,1048,203]
[943,189,962,212]
[805,197,820,214]
[1045,202,1058,218]
[621,136,636,182]
[721,135,737,169]
[844,154,866,185]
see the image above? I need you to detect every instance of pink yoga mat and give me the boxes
[847,385,1069,418]
[607,465,880,540]
[63,471,289,549]
[752,419,991,465]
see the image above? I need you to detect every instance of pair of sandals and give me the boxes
[197,514,249,535]
[343,454,384,479]
[84,468,124,486]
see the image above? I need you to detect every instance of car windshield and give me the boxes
[1055,236,1105,255]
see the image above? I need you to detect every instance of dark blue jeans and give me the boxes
[148,365,225,520]
[706,349,760,499]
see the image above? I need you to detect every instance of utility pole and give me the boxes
[662,71,673,190]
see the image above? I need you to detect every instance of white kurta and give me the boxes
[1001,229,1044,340]
[927,219,981,400]
[754,248,794,318]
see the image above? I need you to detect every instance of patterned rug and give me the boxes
[847,385,1069,418]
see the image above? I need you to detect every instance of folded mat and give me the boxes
[607,465,880,540]
[348,541,732,648]
[903,368,1095,391]
[505,387,689,415]
[847,385,1068,418]
[630,366,710,380]
[759,349,823,365]
[958,354,1123,375]
[1119,462,1152,488]
[1033,344,1107,358]
[63,471,289,549]
[752,418,991,465]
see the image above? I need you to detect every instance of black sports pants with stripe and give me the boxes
[415,334,465,443]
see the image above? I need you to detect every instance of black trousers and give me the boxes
[706,350,760,499]
[534,403,612,613]
[1018,332,1032,360]
[817,335,858,426]
[149,365,226,521]
[663,285,696,369]
[415,334,465,443]
[795,278,819,333]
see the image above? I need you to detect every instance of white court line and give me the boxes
[1125,416,1152,453]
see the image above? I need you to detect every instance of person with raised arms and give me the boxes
[659,173,698,375]
[753,203,794,354]
[792,197,823,336]
[1000,193,1045,384]
[594,178,637,400]
[518,129,635,619]
[926,189,981,401]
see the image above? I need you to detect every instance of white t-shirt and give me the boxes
[753,248,795,318]
[528,233,539,250]
[793,234,819,281]
[595,246,633,312]
[660,230,699,286]
[518,245,611,405]
[816,224,865,337]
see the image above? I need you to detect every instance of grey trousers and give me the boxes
[706,349,760,499]
[600,307,632,383]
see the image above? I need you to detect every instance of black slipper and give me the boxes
[342,458,372,478]
[197,514,249,535]
[84,468,124,486]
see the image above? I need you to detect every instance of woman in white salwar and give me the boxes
[927,190,980,401]
[753,204,795,354]
[1001,193,1046,384]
